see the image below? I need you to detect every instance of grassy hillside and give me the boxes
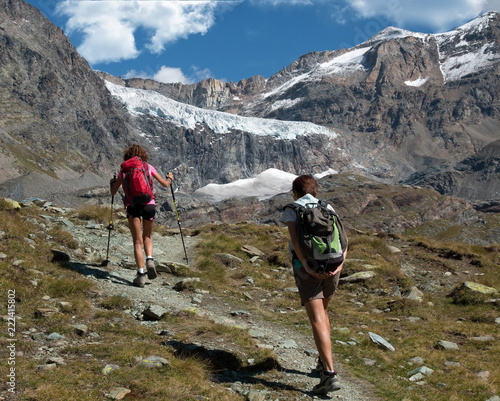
[0,198,498,400]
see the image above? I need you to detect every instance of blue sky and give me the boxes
[25,0,500,84]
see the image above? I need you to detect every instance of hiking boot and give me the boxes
[314,357,324,373]
[146,258,157,280]
[312,370,341,394]
[133,273,147,288]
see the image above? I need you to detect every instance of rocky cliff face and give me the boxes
[0,0,139,198]
[0,0,498,206]
[113,13,500,200]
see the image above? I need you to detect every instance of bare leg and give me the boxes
[128,216,144,269]
[142,219,154,258]
[304,298,334,372]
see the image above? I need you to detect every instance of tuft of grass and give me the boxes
[99,294,134,310]
[74,204,113,225]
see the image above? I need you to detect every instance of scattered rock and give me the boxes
[241,245,265,257]
[340,271,376,282]
[448,281,498,305]
[73,324,89,336]
[216,253,244,266]
[46,332,64,341]
[143,305,168,320]
[106,387,131,400]
[140,355,169,368]
[387,245,402,254]
[103,364,120,375]
[435,340,459,350]
[405,286,424,302]
[173,277,201,291]
[368,332,395,352]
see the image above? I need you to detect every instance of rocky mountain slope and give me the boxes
[0,0,141,198]
[0,0,499,207]
[113,12,500,200]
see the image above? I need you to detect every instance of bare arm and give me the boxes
[152,171,174,188]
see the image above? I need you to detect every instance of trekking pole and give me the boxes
[169,173,188,264]
[102,174,116,267]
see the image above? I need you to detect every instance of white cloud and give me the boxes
[123,65,213,84]
[345,0,500,32]
[57,0,229,64]
[153,66,190,84]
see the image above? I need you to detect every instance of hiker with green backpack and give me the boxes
[281,175,348,395]
[109,144,174,288]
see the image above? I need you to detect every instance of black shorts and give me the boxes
[126,204,156,221]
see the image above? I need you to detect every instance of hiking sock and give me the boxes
[138,268,146,274]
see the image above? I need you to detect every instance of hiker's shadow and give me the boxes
[163,340,321,397]
[53,256,133,286]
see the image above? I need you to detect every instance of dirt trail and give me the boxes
[73,224,381,400]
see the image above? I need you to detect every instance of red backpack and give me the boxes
[120,157,154,206]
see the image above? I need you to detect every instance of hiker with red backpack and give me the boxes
[281,175,348,395]
[109,144,174,288]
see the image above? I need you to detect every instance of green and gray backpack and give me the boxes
[285,200,347,273]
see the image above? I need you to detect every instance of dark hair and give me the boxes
[123,144,149,162]
[292,175,318,197]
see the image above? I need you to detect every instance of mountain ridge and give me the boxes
[0,0,498,207]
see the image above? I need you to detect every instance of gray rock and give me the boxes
[368,332,395,351]
[340,271,376,282]
[471,336,494,342]
[435,340,459,350]
[102,364,120,375]
[73,324,89,336]
[106,387,131,400]
[249,329,265,339]
[405,286,424,302]
[279,339,298,349]
[140,355,169,368]
[216,253,244,266]
[408,366,434,377]
[143,305,168,320]
[173,277,201,291]
[246,389,267,401]
[46,332,65,341]
[241,245,265,257]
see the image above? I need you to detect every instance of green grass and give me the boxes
[191,222,499,401]
[0,200,498,401]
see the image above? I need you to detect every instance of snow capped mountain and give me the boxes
[105,81,337,140]
[436,12,500,82]
[259,12,499,100]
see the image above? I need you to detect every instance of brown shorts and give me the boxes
[294,266,340,306]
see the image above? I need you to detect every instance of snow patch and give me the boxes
[404,77,429,87]
[438,42,500,82]
[270,98,302,112]
[193,168,298,201]
[313,168,339,179]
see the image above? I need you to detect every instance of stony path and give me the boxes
[72,223,381,400]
